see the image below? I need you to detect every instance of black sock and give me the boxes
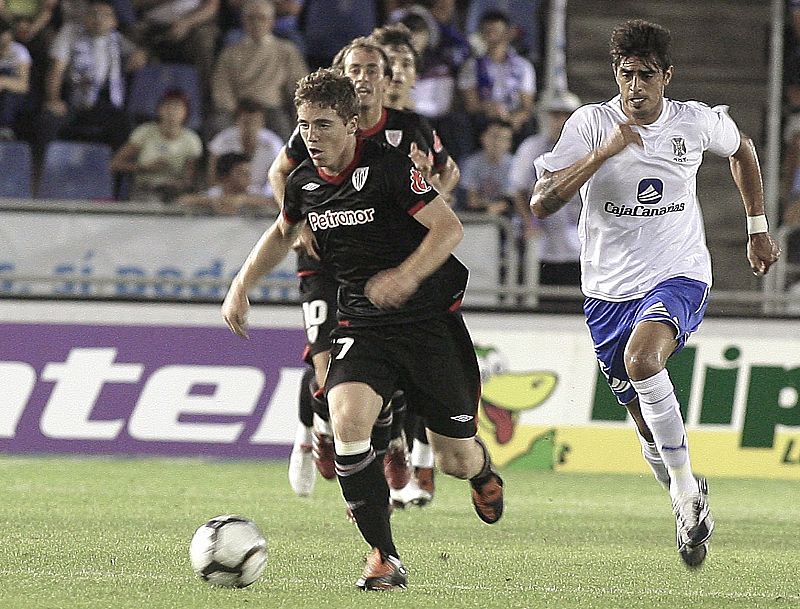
[390,391,407,443]
[371,403,392,455]
[298,367,315,428]
[336,446,397,558]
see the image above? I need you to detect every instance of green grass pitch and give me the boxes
[2,456,798,609]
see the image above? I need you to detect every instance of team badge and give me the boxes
[409,167,432,194]
[385,130,403,147]
[352,167,369,191]
[636,178,663,204]
[301,182,321,191]
[671,137,687,160]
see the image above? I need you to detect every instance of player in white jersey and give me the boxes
[531,19,781,568]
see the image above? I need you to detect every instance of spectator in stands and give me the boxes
[465,0,544,65]
[299,0,385,71]
[786,0,800,111]
[0,17,30,139]
[110,89,203,202]
[2,0,56,108]
[459,117,516,288]
[179,151,278,215]
[207,97,284,196]
[210,0,307,140]
[219,0,304,50]
[509,90,582,288]
[393,3,472,159]
[130,0,219,98]
[457,9,536,148]
[38,0,146,154]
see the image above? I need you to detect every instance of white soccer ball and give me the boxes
[189,515,268,588]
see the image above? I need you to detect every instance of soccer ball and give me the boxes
[189,515,268,588]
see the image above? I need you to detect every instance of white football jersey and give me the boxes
[534,95,741,301]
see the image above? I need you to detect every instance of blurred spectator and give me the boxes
[219,0,304,49]
[786,0,800,111]
[509,90,582,287]
[210,0,307,140]
[465,0,543,65]
[459,117,514,216]
[110,89,203,202]
[782,113,800,208]
[207,97,283,196]
[458,117,516,289]
[457,9,536,147]
[299,0,385,71]
[130,0,219,98]
[0,17,30,138]
[393,4,472,159]
[179,151,278,215]
[37,0,146,153]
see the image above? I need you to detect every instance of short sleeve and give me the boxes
[704,105,741,157]
[534,107,594,177]
[128,123,154,147]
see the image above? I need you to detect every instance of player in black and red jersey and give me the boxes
[223,69,502,591]
[273,36,459,500]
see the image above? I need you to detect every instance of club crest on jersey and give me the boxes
[671,137,687,162]
[351,167,369,191]
[409,167,432,194]
[637,178,663,204]
[385,129,403,147]
[301,182,321,191]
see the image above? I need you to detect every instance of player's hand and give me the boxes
[599,121,643,159]
[221,281,250,339]
[747,232,781,276]
[409,142,433,179]
[365,268,420,309]
[291,224,320,260]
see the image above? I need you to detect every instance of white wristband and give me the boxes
[746,214,768,235]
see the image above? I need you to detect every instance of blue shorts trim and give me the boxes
[584,276,709,404]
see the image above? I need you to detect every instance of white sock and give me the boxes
[635,431,670,491]
[293,422,312,448]
[411,437,434,469]
[313,413,332,437]
[630,370,697,498]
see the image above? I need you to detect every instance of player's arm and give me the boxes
[221,213,305,337]
[365,196,463,309]
[530,121,642,219]
[267,146,295,208]
[729,131,782,275]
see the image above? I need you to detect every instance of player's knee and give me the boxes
[623,345,666,381]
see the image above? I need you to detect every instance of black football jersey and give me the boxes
[288,108,452,275]
[283,138,468,325]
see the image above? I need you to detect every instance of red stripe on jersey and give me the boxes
[358,108,388,138]
[338,319,351,327]
[282,209,297,224]
[407,201,425,215]
[297,270,317,277]
[313,386,325,399]
[301,344,311,362]
[317,138,365,184]
[448,298,462,312]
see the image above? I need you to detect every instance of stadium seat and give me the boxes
[127,62,203,131]
[0,140,33,198]
[37,141,114,200]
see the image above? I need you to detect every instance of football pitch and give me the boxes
[3,456,798,609]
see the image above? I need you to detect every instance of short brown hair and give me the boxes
[294,68,359,124]
[331,37,393,79]
[370,23,419,70]
[610,19,672,72]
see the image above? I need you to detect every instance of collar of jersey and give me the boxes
[610,94,671,128]
[358,108,388,138]
[316,137,365,184]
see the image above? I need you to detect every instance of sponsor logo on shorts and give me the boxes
[450,414,474,423]
[307,208,375,231]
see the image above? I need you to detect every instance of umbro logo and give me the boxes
[302,182,321,191]
[450,414,474,423]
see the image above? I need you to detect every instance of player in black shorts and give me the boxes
[223,69,503,591]
[272,36,460,499]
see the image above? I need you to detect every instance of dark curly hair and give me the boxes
[610,19,672,72]
[294,68,359,125]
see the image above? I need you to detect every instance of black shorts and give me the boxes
[299,271,339,364]
[325,313,481,439]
